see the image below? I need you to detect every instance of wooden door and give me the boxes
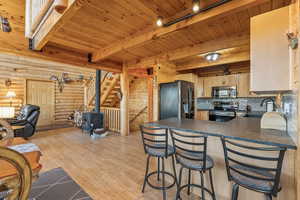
[26,80,55,127]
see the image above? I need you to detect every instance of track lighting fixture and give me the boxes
[154,0,230,28]
[192,0,200,13]
[156,16,163,27]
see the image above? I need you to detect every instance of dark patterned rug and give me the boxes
[30,167,93,200]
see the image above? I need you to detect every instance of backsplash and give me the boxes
[282,94,298,143]
[197,97,274,112]
[197,95,298,143]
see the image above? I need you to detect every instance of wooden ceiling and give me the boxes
[0,0,292,72]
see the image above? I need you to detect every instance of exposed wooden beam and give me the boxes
[32,0,89,50]
[127,32,249,69]
[0,44,122,73]
[176,49,250,71]
[92,0,265,62]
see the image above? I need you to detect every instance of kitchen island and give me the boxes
[146,117,296,149]
[144,117,296,200]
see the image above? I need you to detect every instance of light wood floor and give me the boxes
[30,128,196,200]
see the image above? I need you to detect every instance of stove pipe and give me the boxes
[95,70,101,113]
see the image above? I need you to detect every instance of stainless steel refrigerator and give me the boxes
[159,80,194,120]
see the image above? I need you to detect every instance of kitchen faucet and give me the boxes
[260,97,276,112]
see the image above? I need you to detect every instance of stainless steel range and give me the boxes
[209,101,238,122]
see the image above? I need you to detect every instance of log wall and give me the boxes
[129,76,148,132]
[0,53,95,128]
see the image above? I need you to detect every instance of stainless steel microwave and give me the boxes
[212,86,237,98]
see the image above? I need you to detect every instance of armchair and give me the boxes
[8,104,40,138]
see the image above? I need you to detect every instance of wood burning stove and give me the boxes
[81,70,105,135]
[82,112,104,134]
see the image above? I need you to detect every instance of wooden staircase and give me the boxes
[85,72,121,110]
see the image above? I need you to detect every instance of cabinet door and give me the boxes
[196,77,204,98]
[203,77,214,97]
[223,75,237,86]
[237,73,250,97]
[196,111,209,120]
[251,6,291,91]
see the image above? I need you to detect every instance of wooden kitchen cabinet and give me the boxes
[237,73,257,97]
[196,111,209,120]
[198,74,259,98]
[203,77,214,97]
[251,6,291,92]
[202,75,238,97]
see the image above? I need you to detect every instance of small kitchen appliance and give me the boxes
[212,86,237,98]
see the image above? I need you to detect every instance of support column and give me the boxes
[120,65,129,136]
[147,77,154,122]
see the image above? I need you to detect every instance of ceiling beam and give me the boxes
[127,32,249,69]
[32,0,89,50]
[0,45,122,73]
[92,0,266,62]
[176,49,250,71]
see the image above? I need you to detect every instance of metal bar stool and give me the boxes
[169,129,216,200]
[140,125,178,200]
[220,136,287,200]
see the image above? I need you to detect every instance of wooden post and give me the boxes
[120,65,129,136]
[147,77,153,122]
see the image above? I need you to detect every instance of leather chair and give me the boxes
[8,104,40,138]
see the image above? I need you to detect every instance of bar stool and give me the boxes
[220,137,287,200]
[140,125,178,200]
[169,129,216,200]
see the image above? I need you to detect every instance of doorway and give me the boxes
[26,80,55,127]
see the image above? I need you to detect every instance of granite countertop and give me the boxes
[146,117,296,150]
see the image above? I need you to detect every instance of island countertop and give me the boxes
[145,117,297,150]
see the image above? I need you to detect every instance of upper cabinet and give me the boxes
[197,73,256,98]
[250,6,291,92]
[200,75,238,97]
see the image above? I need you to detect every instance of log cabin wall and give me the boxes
[289,0,300,197]
[128,76,148,132]
[0,78,25,113]
[0,53,95,129]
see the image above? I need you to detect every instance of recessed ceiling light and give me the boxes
[192,0,200,13]
[205,52,221,61]
[156,16,163,27]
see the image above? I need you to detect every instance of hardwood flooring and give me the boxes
[30,128,196,200]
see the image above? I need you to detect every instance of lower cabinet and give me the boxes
[196,111,209,120]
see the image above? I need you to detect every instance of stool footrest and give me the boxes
[177,183,214,198]
[146,170,176,190]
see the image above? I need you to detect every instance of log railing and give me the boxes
[101,107,120,133]
[25,0,68,38]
